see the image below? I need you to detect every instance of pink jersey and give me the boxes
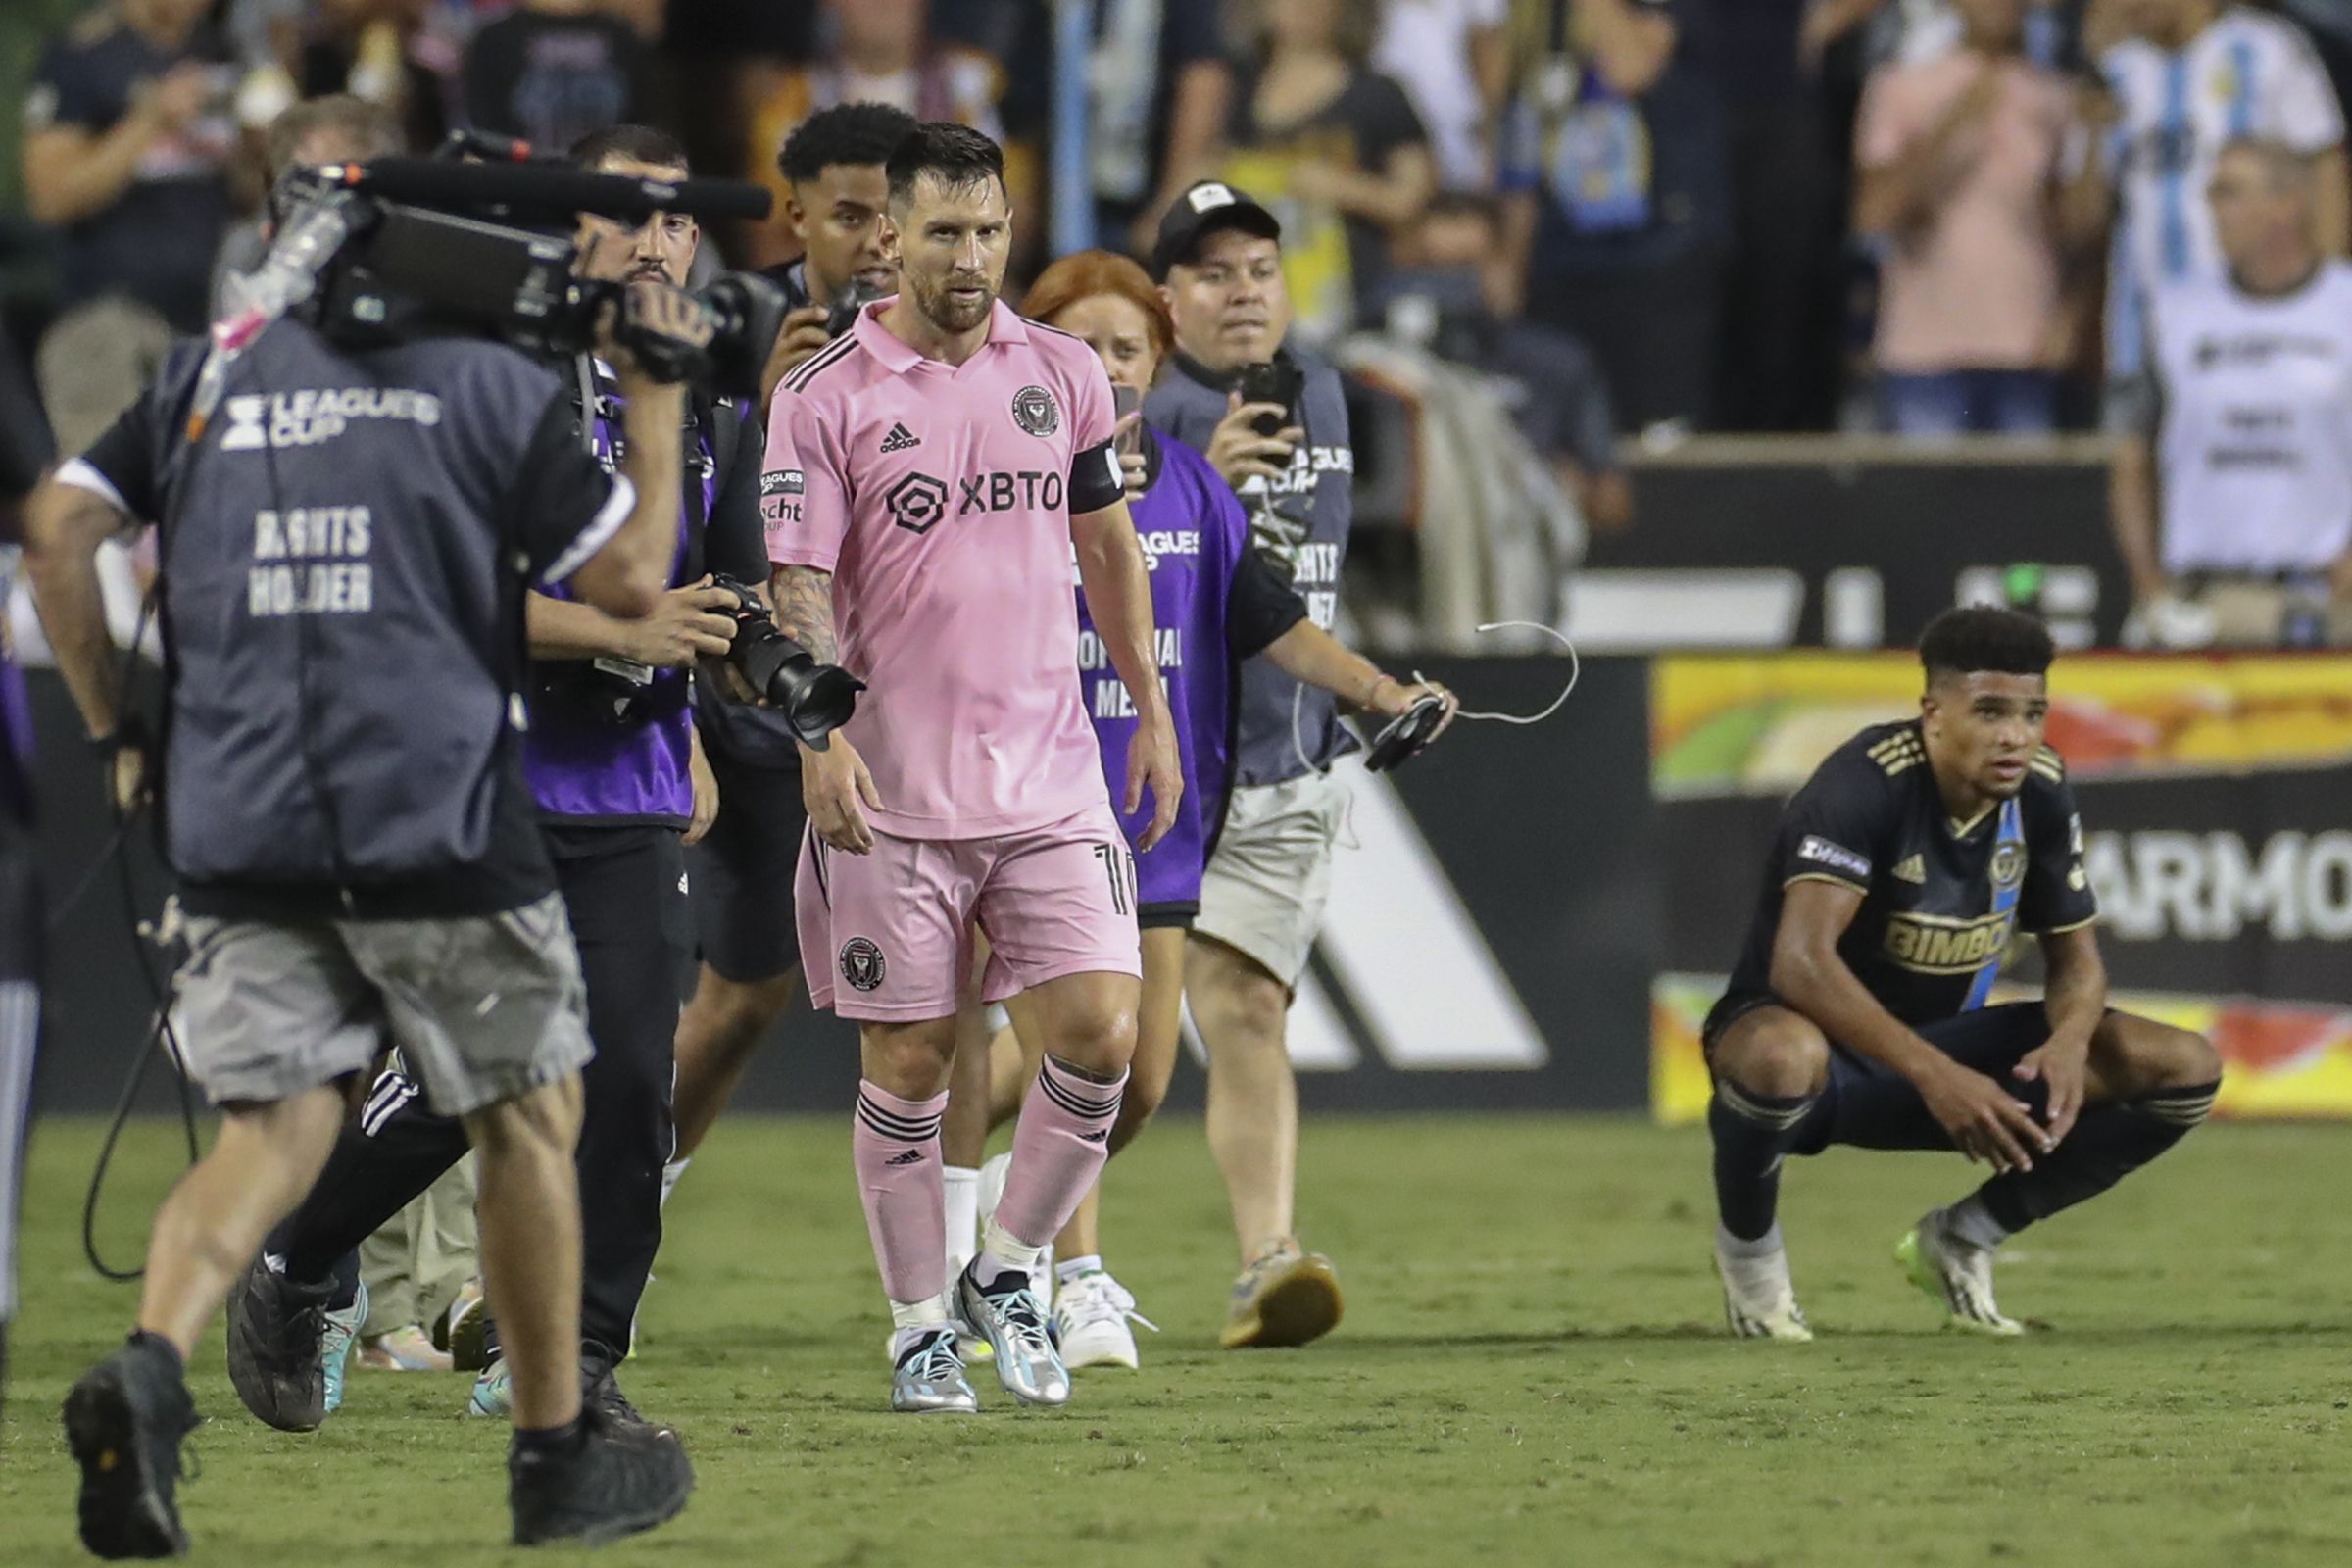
[763,298,1128,839]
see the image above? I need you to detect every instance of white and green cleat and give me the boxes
[321,1281,368,1415]
[1714,1231,1813,1342]
[467,1355,513,1418]
[1897,1209,2025,1337]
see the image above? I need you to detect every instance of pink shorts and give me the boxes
[796,804,1142,1021]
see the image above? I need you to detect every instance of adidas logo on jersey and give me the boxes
[1893,854,1927,885]
[880,422,921,453]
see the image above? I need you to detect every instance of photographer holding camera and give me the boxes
[226,125,789,1444]
[23,141,709,1552]
[757,102,915,407]
[1142,181,1365,1351]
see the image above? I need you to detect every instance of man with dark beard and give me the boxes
[763,122,1177,1414]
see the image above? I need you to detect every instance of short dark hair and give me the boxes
[1919,607,2055,684]
[570,123,690,175]
[266,94,400,181]
[780,101,920,186]
[885,121,1004,208]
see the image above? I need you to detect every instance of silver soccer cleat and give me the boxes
[955,1261,1069,1407]
[890,1328,980,1414]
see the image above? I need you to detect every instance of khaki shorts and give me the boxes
[176,893,592,1115]
[1194,770,1349,992]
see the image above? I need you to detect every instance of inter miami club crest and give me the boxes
[840,937,887,993]
[1011,384,1059,437]
[1991,841,2026,889]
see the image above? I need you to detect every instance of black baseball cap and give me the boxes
[1151,180,1283,280]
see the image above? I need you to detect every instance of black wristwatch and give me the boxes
[88,716,148,758]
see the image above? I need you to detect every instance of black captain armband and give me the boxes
[1068,439,1125,514]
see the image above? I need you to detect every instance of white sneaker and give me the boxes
[1897,1209,2024,1337]
[1714,1230,1814,1342]
[1053,1270,1157,1371]
[974,1152,1054,1310]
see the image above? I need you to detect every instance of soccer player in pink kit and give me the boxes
[761,122,1180,1414]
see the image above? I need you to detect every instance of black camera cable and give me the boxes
[64,578,203,1282]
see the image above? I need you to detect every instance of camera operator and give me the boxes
[1142,181,1363,1350]
[227,126,772,1439]
[662,100,917,1191]
[23,147,702,1551]
[757,101,914,406]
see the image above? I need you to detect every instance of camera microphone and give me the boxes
[322,158,775,225]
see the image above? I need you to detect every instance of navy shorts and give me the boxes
[1708,995,2055,1155]
[688,748,805,984]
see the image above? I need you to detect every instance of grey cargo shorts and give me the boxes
[175,893,593,1115]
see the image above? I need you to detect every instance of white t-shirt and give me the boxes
[2102,7,2344,368]
[2144,260,2352,574]
[1374,0,1508,190]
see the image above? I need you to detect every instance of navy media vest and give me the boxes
[121,320,605,892]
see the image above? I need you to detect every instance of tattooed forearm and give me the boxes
[768,564,839,662]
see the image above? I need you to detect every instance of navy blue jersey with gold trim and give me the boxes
[1719,720,2098,1027]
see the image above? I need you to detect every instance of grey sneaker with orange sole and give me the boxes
[1219,1244,1344,1349]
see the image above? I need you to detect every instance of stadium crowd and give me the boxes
[0,3,2325,1553]
[4,0,2352,443]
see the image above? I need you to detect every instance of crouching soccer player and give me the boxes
[1705,607,2220,1339]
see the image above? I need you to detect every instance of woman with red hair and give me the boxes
[942,252,1451,1371]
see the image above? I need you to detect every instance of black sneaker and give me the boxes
[224,1255,336,1433]
[509,1407,694,1547]
[62,1336,201,1559]
[578,1342,645,1427]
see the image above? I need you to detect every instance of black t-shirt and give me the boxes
[1713,0,1807,105]
[69,342,628,920]
[1227,65,1429,327]
[1720,720,2099,1029]
[1087,0,1231,215]
[1503,0,1731,275]
[462,10,648,155]
[25,18,236,332]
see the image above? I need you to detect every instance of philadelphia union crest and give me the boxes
[1011,384,1059,437]
[840,937,887,993]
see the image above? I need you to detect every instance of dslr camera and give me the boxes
[534,573,861,746]
[705,574,864,749]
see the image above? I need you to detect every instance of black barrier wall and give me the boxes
[1592,451,2126,648]
[26,657,1658,1117]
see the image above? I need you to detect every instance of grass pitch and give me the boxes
[4,1113,2350,1566]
